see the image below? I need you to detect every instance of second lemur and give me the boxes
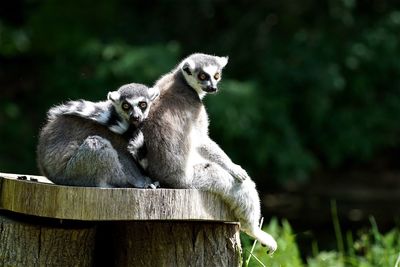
[37,83,159,188]
[141,53,277,253]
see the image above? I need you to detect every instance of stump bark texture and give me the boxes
[0,213,96,267]
[111,221,241,267]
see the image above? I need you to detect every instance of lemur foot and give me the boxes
[148,181,160,189]
[230,164,250,182]
[253,228,278,254]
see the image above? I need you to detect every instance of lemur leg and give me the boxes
[198,138,250,182]
[118,153,158,189]
[65,135,128,187]
[192,162,277,253]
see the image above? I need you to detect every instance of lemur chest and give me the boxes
[185,125,206,176]
[187,126,203,149]
[187,110,208,148]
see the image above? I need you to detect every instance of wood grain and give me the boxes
[0,173,236,222]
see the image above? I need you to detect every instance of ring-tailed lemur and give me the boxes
[37,83,159,188]
[140,53,277,253]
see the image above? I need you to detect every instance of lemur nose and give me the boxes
[131,115,140,121]
[207,86,217,92]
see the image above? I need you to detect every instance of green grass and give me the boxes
[241,217,400,267]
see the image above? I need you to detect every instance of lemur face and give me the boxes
[180,54,228,98]
[108,83,159,127]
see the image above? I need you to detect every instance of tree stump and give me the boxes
[0,212,96,267]
[0,173,242,267]
[111,222,241,266]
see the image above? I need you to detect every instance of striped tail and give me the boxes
[48,100,112,125]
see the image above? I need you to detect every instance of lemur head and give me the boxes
[107,83,159,127]
[180,53,228,98]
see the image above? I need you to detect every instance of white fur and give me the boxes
[128,131,144,154]
[182,71,206,99]
[80,103,96,117]
[180,61,224,99]
[109,120,129,134]
[180,58,195,71]
[70,101,81,112]
[185,126,207,179]
[48,107,61,121]
[216,56,228,68]
[107,91,120,101]
[203,65,219,89]
[126,96,145,106]
[203,65,218,78]
[96,101,112,124]
[148,87,160,101]
[180,59,206,98]
[97,111,110,124]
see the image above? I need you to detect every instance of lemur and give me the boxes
[140,53,277,253]
[37,83,159,188]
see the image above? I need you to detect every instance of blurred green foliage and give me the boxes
[242,219,303,267]
[0,0,399,185]
[241,218,400,267]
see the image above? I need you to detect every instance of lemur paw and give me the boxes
[148,181,160,189]
[255,229,278,254]
[230,164,250,182]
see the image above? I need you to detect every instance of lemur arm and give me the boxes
[198,136,250,182]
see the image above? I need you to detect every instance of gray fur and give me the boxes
[37,83,159,188]
[141,53,277,252]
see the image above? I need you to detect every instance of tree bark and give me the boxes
[0,212,96,267]
[110,221,242,267]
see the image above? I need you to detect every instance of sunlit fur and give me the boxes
[142,53,277,253]
[37,83,159,188]
[180,54,228,99]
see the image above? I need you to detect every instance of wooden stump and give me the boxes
[0,173,242,267]
[0,212,96,267]
[111,222,241,267]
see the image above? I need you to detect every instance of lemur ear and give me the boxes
[148,87,160,101]
[107,91,120,102]
[181,59,195,75]
[216,56,229,68]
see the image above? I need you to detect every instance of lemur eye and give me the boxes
[198,73,207,81]
[214,72,220,80]
[122,102,131,111]
[138,101,147,110]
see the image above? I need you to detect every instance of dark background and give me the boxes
[1,0,399,256]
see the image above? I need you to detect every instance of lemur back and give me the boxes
[37,83,159,188]
[38,116,134,186]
